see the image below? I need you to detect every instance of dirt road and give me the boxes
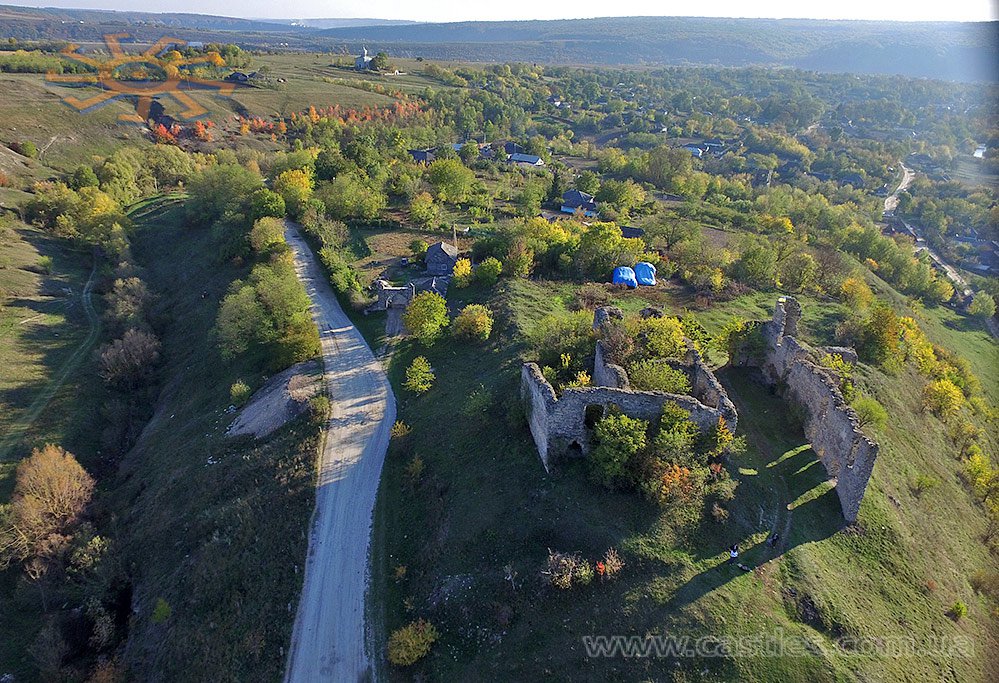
[283,222,396,682]
[884,161,915,215]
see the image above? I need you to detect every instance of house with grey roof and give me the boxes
[425,241,459,276]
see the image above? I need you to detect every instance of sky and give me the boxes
[9,0,997,22]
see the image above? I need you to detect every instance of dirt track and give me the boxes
[283,222,396,682]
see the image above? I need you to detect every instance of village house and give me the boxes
[409,148,436,164]
[425,241,459,276]
[561,189,598,217]
[508,153,545,167]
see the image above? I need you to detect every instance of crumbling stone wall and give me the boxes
[522,306,739,472]
[736,297,878,522]
[521,363,729,471]
[593,340,630,389]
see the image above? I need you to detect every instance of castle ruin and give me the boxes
[733,297,878,522]
[521,306,738,471]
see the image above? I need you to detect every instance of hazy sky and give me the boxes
[10,0,997,22]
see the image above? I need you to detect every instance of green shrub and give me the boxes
[36,255,53,274]
[387,619,438,666]
[230,380,251,406]
[15,140,37,158]
[452,304,493,342]
[404,356,435,394]
[627,360,691,393]
[950,600,968,620]
[151,597,172,624]
[475,256,503,286]
[913,474,939,496]
[544,550,593,590]
[309,395,332,422]
[590,413,648,489]
[851,395,888,431]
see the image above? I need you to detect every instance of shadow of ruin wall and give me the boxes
[738,297,878,522]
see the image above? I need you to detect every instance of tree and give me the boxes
[403,356,435,394]
[590,414,648,489]
[387,619,438,666]
[731,243,777,289]
[186,163,262,226]
[249,188,286,220]
[779,251,818,293]
[1,444,94,568]
[371,51,390,71]
[427,158,474,203]
[840,277,874,310]
[851,396,888,431]
[453,304,493,342]
[403,292,449,346]
[574,222,644,280]
[968,291,996,319]
[922,378,964,418]
[452,258,472,288]
[97,328,161,389]
[216,284,272,359]
[249,217,285,253]
[273,168,314,220]
[859,304,902,369]
[458,142,479,165]
[474,257,503,286]
[69,164,99,190]
[408,191,439,227]
[576,170,600,195]
[409,239,429,261]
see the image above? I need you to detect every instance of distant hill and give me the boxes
[317,16,999,82]
[0,6,994,82]
[0,4,306,34]
[286,18,419,30]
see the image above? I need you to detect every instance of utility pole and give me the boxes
[452,223,458,252]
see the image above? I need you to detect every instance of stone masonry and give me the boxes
[521,307,738,471]
[736,297,878,522]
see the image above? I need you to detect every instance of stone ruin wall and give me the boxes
[741,297,878,522]
[521,364,729,471]
[522,306,738,472]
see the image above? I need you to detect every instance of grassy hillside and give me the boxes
[99,199,320,681]
[0,218,102,679]
[0,74,150,172]
[368,274,998,681]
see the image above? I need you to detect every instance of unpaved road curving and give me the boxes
[884,161,915,215]
[284,222,396,682]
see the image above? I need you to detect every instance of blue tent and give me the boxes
[635,261,657,286]
[612,266,637,288]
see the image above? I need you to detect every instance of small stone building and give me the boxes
[425,241,459,276]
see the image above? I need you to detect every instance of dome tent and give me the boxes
[612,266,637,288]
[635,261,657,286]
